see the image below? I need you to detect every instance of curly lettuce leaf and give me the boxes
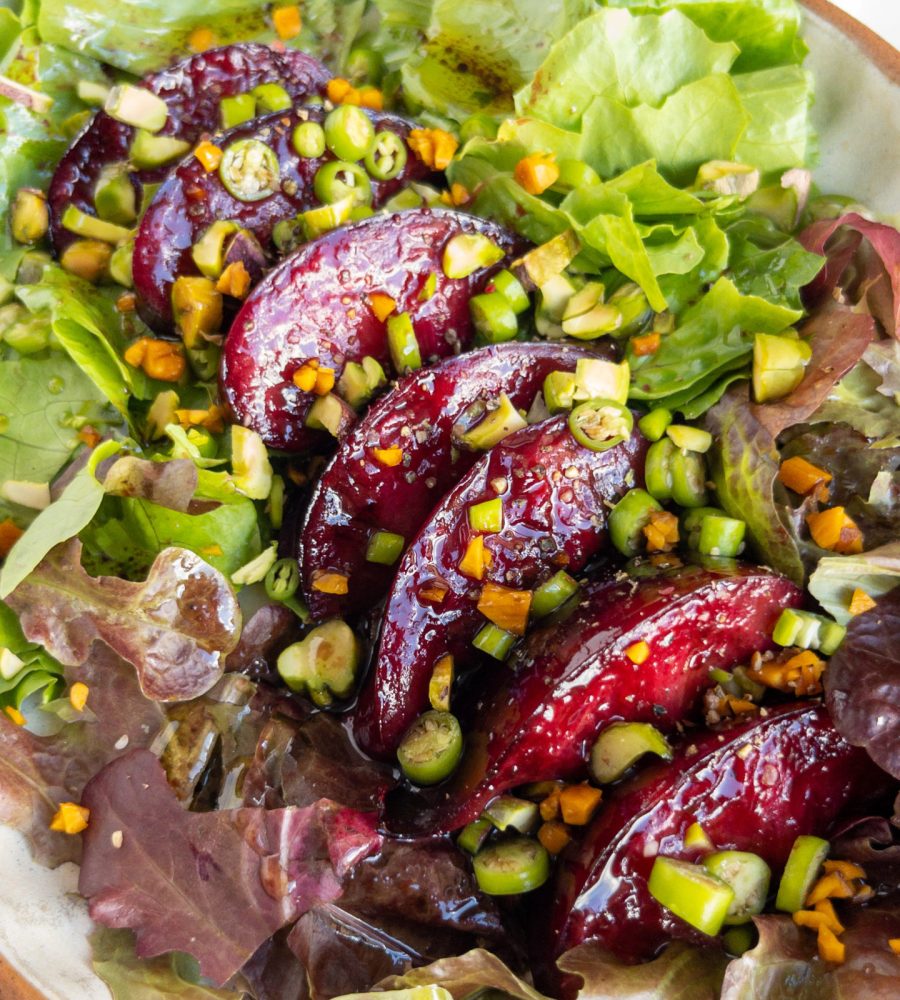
[812,359,900,446]
[0,598,64,711]
[514,7,738,129]
[6,538,241,701]
[825,587,900,779]
[604,0,807,72]
[808,542,900,626]
[79,749,382,985]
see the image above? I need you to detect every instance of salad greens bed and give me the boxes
[0,0,898,998]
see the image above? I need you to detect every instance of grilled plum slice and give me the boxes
[384,563,802,836]
[220,208,523,452]
[48,44,329,254]
[351,413,649,760]
[133,105,431,331]
[298,342,609,621]
[545,702,885,968]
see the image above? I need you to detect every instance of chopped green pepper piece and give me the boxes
[469,497,503,533]
[366,529,405,565]
[638,409,673,442]
[609,488,663,558]
[365,131,408,180]
[264,557,300,602]
[313,160,372,207]
[772,609,846,656]
[442,232,504,279]
[109,241,134,288]
[667,425,713,454]
[191,220,240,278]
[252,83,292,113]
[387,312,422,373]
[723,924,757,956]
[93,165,137,225]
[568,398,633,452]
[590,722,673,784]
[397,710,463,785]
[670,449,709,508]
[219,139,280,202]
[277,620,361,706]
[698,515,746,558]
[573,358,630,406]
[220,93,257,129]
[419,272,438,301]
[543,371,577,414]
[531,571,579,618]
[130,130,190,169]
[483,795,538,833]
[681,507,729,551]
[775,835,829,913]
[346,46,384,85]
[292,120,327,159]
[105,83,167,132]
[470,291,518,344]
[684,821,714,852]
[76,79,110,107]
[324,103,375,161]
[490,269,529,313]
[645,438,675,502]
[473,837,550,895]
[703,851,771,925]
[298,196,355,240]
[648,857,735,936]
[473,623,516,660]
[61,203,131,245]
[457,818,493,855]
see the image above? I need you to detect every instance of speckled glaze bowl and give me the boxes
[0,2,898,997]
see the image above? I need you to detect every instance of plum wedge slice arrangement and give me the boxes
[48,44,330,254]
[221,208,523,451]
[351,412,648,760]
[133,105,431,331]
[543,702,886,970]
[297,342,608,621]
[384,562,802,836]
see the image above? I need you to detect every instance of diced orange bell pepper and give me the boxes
[806,871,854,906]
[124,337,186,382]
[357,87,384,110]
[540,788,561,822]
[115,292,137,313]
[514,153,559,195]
[817,924,845,964]
[632,332,661,356]
[368,292,396,322]
[327,78,353,104]
[49,802,90,835]
[216,260,251,299]
[408,128,459,171]
[69,682,89,712]
[313,367,335,396]
[643,510,679,553]
[538,821,572,855]
[0,517,24,558]
[4,706,25,726]
[188,27,216,53]
[813,899,846,935]
[458,535,486,581]
[778,456,833,496]
[823,860,867,881]
[372,446,403,467]
[847,588,877,616]
[624,640,650,665]
[889,939,900,955]
[194,140,223,172]
[419,582,449,604]
[476,581,533,636]
[806,506,864,554]
[559,783,603,825]
[310,571,349,595]
[272,5,302,40]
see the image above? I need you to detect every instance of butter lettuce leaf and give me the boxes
[733,65,814,174]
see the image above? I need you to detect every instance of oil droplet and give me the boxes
[47,376,65,395]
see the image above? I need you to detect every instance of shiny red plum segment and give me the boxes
[545,702,885,969]
[133,105,431,331]
[351,414,649,760]
[384,563,803,836]
[220,208,523,451]
[48,44,329,255]
[298,342,609,621]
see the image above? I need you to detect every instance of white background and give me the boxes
[835,0,900,48]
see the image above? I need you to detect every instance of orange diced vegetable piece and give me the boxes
[823,860,866,881]
[540,788,561,822]
[813,899,846,935]
[889,939,900,955]
[124,337,186,382]
[368,292,396,321]
[0,518,24,558]
[4,706,25,726]
[817,924,845,964]
[327,78,353,104]
[408,128,459,171]
[116,292,137,313]
[69,682,89,712]
[793,910,830,932]
[216,261,251,299]
[514,153,559,195]
[559,783,603,825]
[726,696,758,715]
[458,535,486,580]
[643,510,679,553]
[632,332,661,357]
[449,183,470,206]
[806,507,863,554]
[625,640,650,665]
[194,140,223,172]
[314,367,335,396]
[77,427,102,448]
[188,27,216,53]
[272,5,302,40]
[49,802,90,835]
[538,821,572,855]
[778,456,832,496]
[372,446,403,467]
[420,582,449,604]
[428,654,454,712]
[806,871,854,906]
[293,361,319,392]
[476,581,533,636]
[311,571,349,595]
[357,87,383,110]
[848,588,876,616]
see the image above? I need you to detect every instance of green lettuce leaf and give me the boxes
[0,599,64,712]
[808,542,900,626]
[812,361,900,445]
[628,276,801,402]
[514,7,737,129]
[732,65,813,175]
[604,0,807,72]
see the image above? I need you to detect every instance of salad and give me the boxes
[0,0,898,997]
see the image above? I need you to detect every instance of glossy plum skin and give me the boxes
[384,563,803,836]
[220,208,524,452]
[544,702,886,972]
[297,342,611,621]
[351,414,649,761]
[48,44,329,255]
[133,106,431,331]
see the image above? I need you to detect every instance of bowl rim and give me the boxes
[0,3,898,1000]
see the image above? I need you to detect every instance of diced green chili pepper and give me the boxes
[267,474,285,531]
[364,130,408,180]
[299,196,355,240]
[324,104,376,161]
[292,120,326,158]
[470,291,518,344]
[93,165,137,225]
[531,570,579,618]
[442,232,504,280]
[265,557,300,601]
[638,409,673,442]
[608,488,663,558]
[61,203,131,245]
[366,529,405,565]
[703,851,771,925]
[252,83,292,113]
[469,497,503,533]
[772,609,846,656]
[648,857,735,937]
[219,139,280,202]
[483,795,538,833]
[220,93,256,129]
[667,425,713,454]
[457,818,493,855]
[670,448,709,508]
[774,835,829,913]
[490,269,530,313]
[387,312,421,373]
[473,837,550,895]
[313,160,372,206]
[590,721,673,784]
[681,507,729,551]
[569,399,633,453]
[276,620,361,706]
[645,438,675,502]
[130,130,190,169]
[473,623,516,660]
[397,709,464,785]
[109,242,134,288]
[544,371,577,414]
[698,515,746,557]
